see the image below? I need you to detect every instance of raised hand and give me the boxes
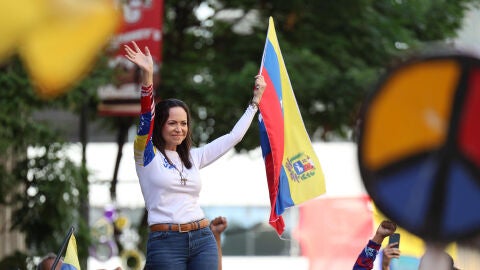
[252,75,267,105]
[124,41,153,85]
[372,220,397,245]
[377,220,397,237]
[210,216,228,236]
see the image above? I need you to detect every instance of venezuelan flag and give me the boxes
[258,17,326,235]
[61,233,81,270]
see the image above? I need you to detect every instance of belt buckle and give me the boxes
[178,223,187,233]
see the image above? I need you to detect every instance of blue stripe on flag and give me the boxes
[275,167,295,215]
[263,40,283,104]
[259,118,272,158]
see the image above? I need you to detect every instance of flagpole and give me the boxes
[51,226,75,270]
[258,17,272,74]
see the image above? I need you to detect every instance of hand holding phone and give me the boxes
[388,233,400,248]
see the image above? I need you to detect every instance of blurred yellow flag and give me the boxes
[0,0,120,97]
[0,0,47,61]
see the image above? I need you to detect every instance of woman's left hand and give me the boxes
[252,75,266,104]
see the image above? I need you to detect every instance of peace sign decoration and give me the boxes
[358,51,480,243]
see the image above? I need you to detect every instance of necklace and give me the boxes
[172,162,188,186]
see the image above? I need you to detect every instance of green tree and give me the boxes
[159,0,478,147]
[0,55,113,269]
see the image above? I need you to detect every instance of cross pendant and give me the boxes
[180,178,187,186]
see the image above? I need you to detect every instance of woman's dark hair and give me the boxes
[152,98,193,168]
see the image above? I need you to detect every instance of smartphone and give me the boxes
[389,233,400,248]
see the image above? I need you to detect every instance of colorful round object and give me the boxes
[121,249,145,270]
[114,215,130,231]
[89,239,118,262]
[104,205,117,222]
[91,217,114,240]
[358,51,480,242]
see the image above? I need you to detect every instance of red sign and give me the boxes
[98,0,163,116]
[294,196,374,269]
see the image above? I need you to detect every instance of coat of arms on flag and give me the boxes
[258,17,326,236]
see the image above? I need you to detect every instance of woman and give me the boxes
[124,41,265,270]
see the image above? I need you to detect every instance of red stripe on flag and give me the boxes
[259,66,286,235]
[264,152,286,235]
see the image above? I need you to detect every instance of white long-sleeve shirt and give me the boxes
[134,86,258,225]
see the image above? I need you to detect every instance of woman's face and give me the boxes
[162,106,188,151]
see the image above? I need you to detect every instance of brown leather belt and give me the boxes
[150,218,210,233]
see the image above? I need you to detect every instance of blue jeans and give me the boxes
[144,227,218,270]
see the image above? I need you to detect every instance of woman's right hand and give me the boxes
[252,75,266,105]
[124,41,153,86]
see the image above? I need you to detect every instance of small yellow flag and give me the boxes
[63,233,81,270]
